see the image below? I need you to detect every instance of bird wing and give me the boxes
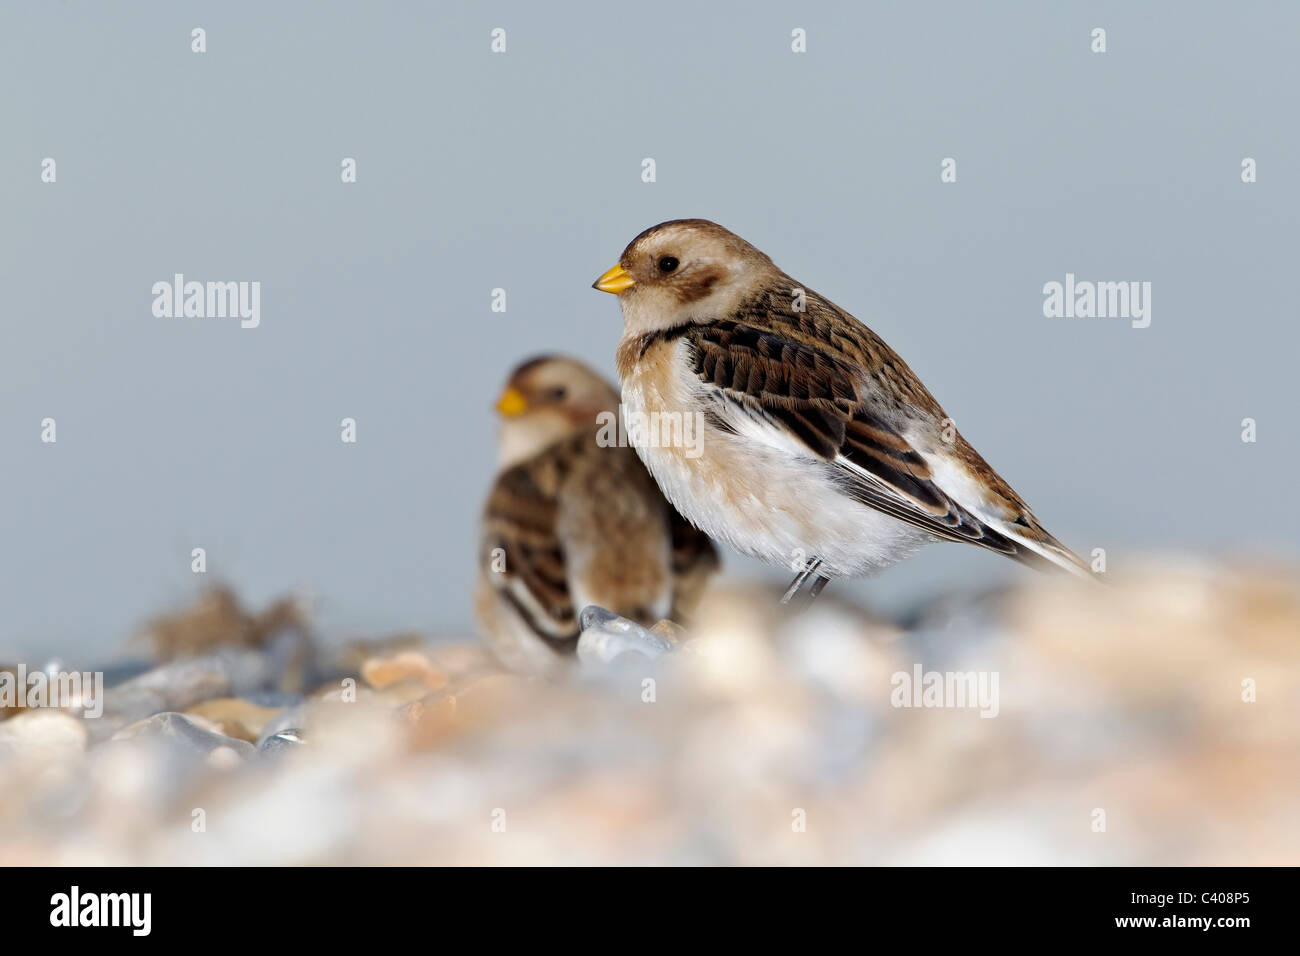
[667,510,720,621]
[480,450,580,647]
[482,433,709,646]
[681,317,1092,577]
[552,438,679,625]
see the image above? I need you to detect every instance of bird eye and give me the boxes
[546,386,567,401]
[657,256,679,273]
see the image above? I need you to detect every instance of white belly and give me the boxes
[620,346,929,579]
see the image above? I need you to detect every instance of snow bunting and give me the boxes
[592,219,1093,602]
[476,355,718,673]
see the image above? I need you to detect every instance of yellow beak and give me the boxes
[495,387,528,417]
[592,263,635,294]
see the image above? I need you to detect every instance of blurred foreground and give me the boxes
[1,558,1297,865]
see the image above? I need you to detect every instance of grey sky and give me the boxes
[3,1,1296,662]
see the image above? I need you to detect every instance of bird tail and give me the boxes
[1002,524,1098,581]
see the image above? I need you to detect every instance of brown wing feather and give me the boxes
[677,289,1076,572]
[482,433,721,647]
[480,440,580,648]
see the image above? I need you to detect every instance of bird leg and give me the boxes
[780,557,823,605]
[806,574,831,603]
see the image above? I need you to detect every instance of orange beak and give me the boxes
[592,263,635,294]
[494,387,528,417]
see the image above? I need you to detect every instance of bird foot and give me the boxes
[780,558,831,608]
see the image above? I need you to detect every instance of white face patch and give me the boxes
[617,230,766,336]
[496,413,571,471]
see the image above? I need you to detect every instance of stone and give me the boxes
[259,729,305,754]
[310,680,373,705]
[446,673,545,723]
[332,632,427,674]
[244,690,304,708]
[576,606,673,665]
[185,698,283,742]
[424,643,497,678]
[110,711,256,764]
[0,709,88,762]
[374,678,436,707]
[361,651,448,692]
[256,703,306,750]
[0,665,26,721]
[90,649,282,744]
[650,619,690,643]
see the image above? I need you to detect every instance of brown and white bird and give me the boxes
[476,355,718,673]
[592,219,1093,602]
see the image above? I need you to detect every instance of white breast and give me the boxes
[620,337,929,578]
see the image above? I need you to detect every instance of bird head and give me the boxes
[592,219,777,335]
[492,355,619,467]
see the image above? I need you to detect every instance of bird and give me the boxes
[591,218,1093,604]
[476,355,719,673]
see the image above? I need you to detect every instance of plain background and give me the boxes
[2,1,1296,663]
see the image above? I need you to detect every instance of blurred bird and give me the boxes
[476,356,718,673]
[592,219,1093,603]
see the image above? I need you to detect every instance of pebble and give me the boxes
[244,690,304,709]
[2,564,1292,866]
[443,673,544,723]
[424,643,497,678]
[332,632,427,675]
[90,649,284,744]
[650,619,690,643]
[256,703,306,750]
[310,680,373,705]
[576,606,673,665]
[0,663,33,721]
[259,729,305,754]
[378,679,438,708]
[263,628,318,695]
[0,710,88,763]
[110,711,256,764]
[361,651,449,692]
[185,698,283,743]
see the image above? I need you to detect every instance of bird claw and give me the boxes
[780,557,830,607]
